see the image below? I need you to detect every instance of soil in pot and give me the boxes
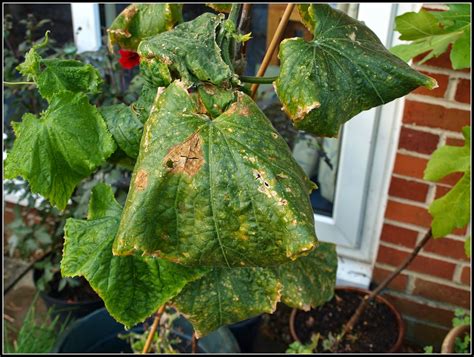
[293,289,400,353]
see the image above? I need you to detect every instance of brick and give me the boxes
[398,127,440,155]
[403,100,471,133]
[413,71,449,98]
[393,153,429,180]
[445,137,465,147]
[389,176,430,202]
[413,279,471,308]
[424,238,469,261]
[381,223,418,248]
[384,293,454,327]
[404,319,450,351]
[376,245,456,279]
[372,266,408,291]
[455,79,471,104]
[414,46,453,70]
[385,200,432,228]
[460,267,470,286]
[435,185,451,199]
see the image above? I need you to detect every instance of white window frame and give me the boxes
[317,3,423,287]
[70,3,101,53]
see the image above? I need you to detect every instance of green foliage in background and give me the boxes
[391,4,471,69]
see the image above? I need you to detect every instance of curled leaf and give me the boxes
[108,4,183,52]
[275,4,437,137]
[113,81,317,267]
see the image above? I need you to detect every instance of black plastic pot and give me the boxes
[33,269,104,324]
[53,308,241,353]
[228,315,262,352]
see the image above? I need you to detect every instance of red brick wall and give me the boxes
[373,41,471,349]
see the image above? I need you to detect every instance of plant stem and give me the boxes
[240,75,278,84]
[142,305,166,354]
[338,229,433,344]
[251,3,295,98]
[3,81,36,86]
[191,332,198,354]
[228,3,242,25]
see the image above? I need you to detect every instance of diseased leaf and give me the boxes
[101,104,144,159]
[275,242,337,311]
[113,81,317,267]
[4,92,116,209]
[108,4,183,52]
[137,13,234,86]
[275,4,436,137]
[197,83,236,118]
[297,4,316,33]
[451,27,471,70]
[140,57,172,88]
[429,171,470,238]
[132,84,161,124]
[424,126,470,182]
[173,267,281,337]
[62,183,207,328]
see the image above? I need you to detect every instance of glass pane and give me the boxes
[291,131,342,217]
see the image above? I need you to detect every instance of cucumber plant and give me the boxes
[4,4,437,337]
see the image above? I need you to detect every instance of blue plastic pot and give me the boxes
[53,308,240,353]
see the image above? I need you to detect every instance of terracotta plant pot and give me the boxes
[441,324,470,353]
[289,286,405,353]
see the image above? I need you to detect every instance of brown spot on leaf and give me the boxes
[123,5,138,21]
[163,132,204,176]
[224,92,250,116]
[135,170,148,191]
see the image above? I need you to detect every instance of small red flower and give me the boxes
[118,49,140,69]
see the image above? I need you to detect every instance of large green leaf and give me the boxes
[275,242,337,311]
[4,92,116,209]
[137,13,234,86]
[62,183,207,328]
[275,4,436,137]
[17,47,102,102]
[108,4,183,52]
[394,9,447,41]
[113,80,317,267]
[173,267,281,337]
[424,126,471,238]
[428,171,470,238]
[101,104,144,159]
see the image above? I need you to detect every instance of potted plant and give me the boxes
[441,310,471,354]
[52,307,240,353]
[4,13,141,324]
[4,3,441,353]
[273,4,471,353]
